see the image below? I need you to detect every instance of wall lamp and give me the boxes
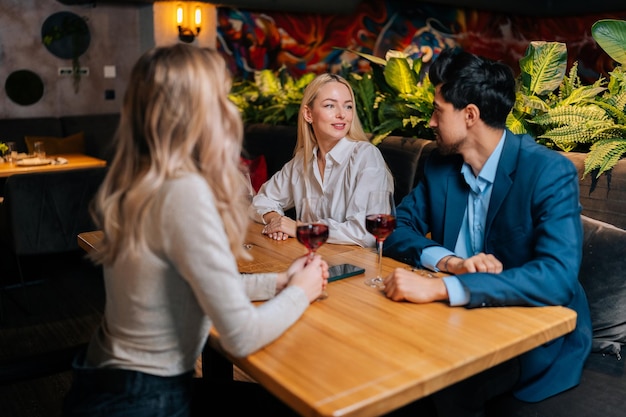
[177,4,201,43]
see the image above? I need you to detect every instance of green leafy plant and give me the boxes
[341,70,378,133]
[229,50,435,144]
[506,41,569,137]
[508,33,626,179]
[229,19,626,178]
[592,19,626,65]
[229,68,314,126]
[341,49,435,144]
[0,142,8,155]
[587,19,626,177]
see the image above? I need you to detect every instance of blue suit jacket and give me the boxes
[385,130,592,402]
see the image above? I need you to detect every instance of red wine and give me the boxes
[297,223,329,251]
[366,214,396,240]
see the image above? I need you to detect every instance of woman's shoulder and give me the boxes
[347,137,376,147]
[348,139,385,160]
[167,172,208,189]
[343,137,376,151]
[162,173,213,203]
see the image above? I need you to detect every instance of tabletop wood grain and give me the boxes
[78,222,577,417]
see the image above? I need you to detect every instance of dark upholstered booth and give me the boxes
[0,113,119,164]
[377,136,437,205]
[0,167,107,282]
[60,114,119,164]
[563,152,626,230]
[0,168,107,379]
[242,123,298,179]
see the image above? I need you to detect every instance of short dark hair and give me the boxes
[428,48,515,129]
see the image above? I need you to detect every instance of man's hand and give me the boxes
[442,253,503,274]
[382,268,449,303]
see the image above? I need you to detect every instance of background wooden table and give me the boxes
[0,153,106,178]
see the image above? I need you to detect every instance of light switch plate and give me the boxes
[104,65,116,78]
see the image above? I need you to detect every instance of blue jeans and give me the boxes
[63,353,193,417]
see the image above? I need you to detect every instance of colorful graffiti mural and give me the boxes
[216,1,455,78]
[217,0,626,82]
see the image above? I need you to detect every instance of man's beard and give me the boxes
[436,134,462,156]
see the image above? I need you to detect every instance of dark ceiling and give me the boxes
[419,0,626,16]
[57,0,626,16]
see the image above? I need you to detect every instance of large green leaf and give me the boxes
[561,86,607,106]
[506,110,531,135]
[606,66,626,95]
[592,19,626,66]
[532,104,609,127]
[384,57,418,95]
[337,47,387,66]
[255,69,282,95]
[347,72,377,132]
[295,72,316,90]
[585,138,626,177]
[519,41,567,97]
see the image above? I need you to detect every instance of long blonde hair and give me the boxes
[295,73,369,172]
[91,44,249,264]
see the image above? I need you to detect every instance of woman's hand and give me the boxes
[286,254,329,303]
[275,255,310,292]
[262,213,296,240]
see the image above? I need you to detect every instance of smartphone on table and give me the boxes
[328,263,366,282]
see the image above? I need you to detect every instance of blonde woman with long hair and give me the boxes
[63,44,328,417]
[250,73,393,247]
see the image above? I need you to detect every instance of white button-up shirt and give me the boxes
[249,138,394,247]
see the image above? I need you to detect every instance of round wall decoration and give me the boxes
[5,70,45,106]
[41,11,90,60]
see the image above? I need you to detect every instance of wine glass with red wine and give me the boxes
[364,190,396,288]
[296,197,329,298]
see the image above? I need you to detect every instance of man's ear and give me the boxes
[465,104,480,126]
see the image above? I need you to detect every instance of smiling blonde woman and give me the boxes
[250,73,394,247]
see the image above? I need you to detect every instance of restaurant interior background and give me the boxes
[2,0,626,121]
[2,1,626,416]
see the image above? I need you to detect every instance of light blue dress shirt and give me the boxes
[421,132,505,306]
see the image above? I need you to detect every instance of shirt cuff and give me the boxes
[442,276,470,306]
[421,246,455,272]
[260,210,282,225]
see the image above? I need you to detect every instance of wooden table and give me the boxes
[0,153,106,177]
[77,224,577,417]
[77,230,104,254]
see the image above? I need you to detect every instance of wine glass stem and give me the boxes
[377,239,384,279]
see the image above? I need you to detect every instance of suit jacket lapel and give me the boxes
[443,165,468,249]
[486,131,519,233]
